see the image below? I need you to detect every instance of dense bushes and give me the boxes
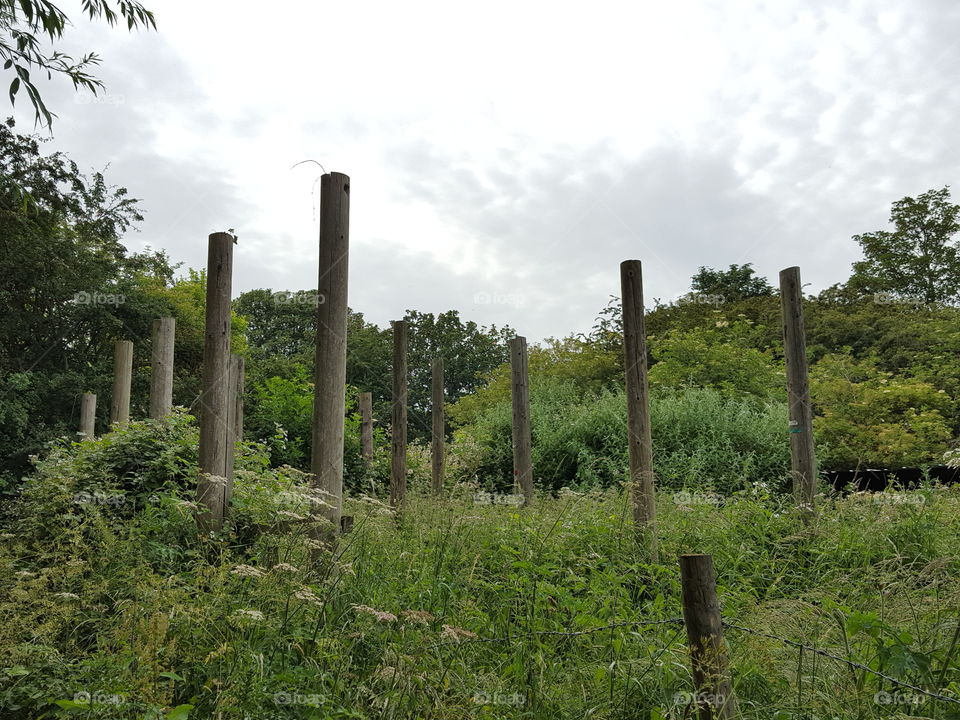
[448,382,790,494]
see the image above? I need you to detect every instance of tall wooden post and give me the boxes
[149,317,176,419]
[431,357,445,494]
[360,392,374,464]
[620,260,658,560]
[110,340,133,425]
[679,554,737,719]
[196,232,235,533]
[390,320,408,509]
[509,336,534,506]
[779,266,817,518]
[79,393,96,440]
[310,171,350,539]
[224,353,244,511]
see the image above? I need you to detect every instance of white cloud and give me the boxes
[15,0,960,340]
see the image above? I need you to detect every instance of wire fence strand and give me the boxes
[723,621,960,706]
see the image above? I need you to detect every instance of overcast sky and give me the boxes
[15,0,960,340]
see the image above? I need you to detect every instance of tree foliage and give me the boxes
[848,187,960,304]
[0,0,156,127]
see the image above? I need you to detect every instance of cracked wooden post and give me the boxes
[360,391,374,465]
[779,266,817,520]
[679,554,738,719]
[431,357,445,494]
[310,171,350,541]
[390,320,408,510]
[196,232,234,533]
[509,336,534,506]
[224,353,244,512]
[149,317,176,419]
[79,393,96,440]
[621,260,658,560]
[110,340,133,426]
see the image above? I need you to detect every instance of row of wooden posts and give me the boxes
[78,170,818,552]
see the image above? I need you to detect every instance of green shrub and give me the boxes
[449,383,791,494]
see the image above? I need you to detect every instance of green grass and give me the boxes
[2,471,959,719]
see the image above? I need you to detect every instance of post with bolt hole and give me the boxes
[360,392,374,465]
[310,172,351,541]
[390,320,408,510]
[79,393,96,440]
[779,266,817,520]
[149,317,176,419]
[431,357,445,494]
[509,336,534,506]
[679,554,737,719]
[196,232,235,533]
[620,260,658,560]
[110,340,133,426]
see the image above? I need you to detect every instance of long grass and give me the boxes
[2,468,958,719]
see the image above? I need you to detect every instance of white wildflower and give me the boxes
[230,564,265,578]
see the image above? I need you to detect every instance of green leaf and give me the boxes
[166,704,194,720]
[158,671,185,682]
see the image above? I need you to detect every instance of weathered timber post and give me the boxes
[110,340,133,425]
[149,317,176,419]
[360,391,374,464]
[620,260,658,560]
[310,171,351,540]
[196,232,235,533]
[390,320,408,510]
[431,357,445,494]
[224,353,245,511]
[779,266,817,519]
[509,336,534,506]
[79,393,96,440]
[679,554,738,719]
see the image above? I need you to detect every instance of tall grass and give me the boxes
[1,420,957,719]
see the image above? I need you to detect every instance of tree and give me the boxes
[848,187,960,305]
[1,0,156,127]
[690,263,774,301]
[402,309,513,441]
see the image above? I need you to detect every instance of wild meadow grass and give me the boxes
[1,460,959,719]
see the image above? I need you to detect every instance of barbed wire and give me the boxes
[722,621,960,705]
[431,617,685,649]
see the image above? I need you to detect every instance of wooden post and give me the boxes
[196,232,235,533]
[310,171,351,539]
[79,393,96,440]
[359,391,374,464]
[779,266,817,518]
[390,320,408,510]
[431,357,445,494]
[620,260,658,560]
[509,336,534,506]
[110,340,133,425]
[224,353,244,511]
[149,317,176,419]
[679,554,738,719]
